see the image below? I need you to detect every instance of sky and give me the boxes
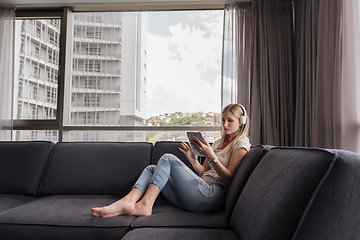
[145,10,224,118]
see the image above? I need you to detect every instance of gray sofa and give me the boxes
[0,141,360,240]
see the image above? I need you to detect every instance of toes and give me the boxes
[91,208,102,217]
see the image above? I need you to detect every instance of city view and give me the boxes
[145,111,221,143]
[146,111,221,127]
[12,11,223,142]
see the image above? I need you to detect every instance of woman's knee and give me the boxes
[160,153,182,164]
[145,164,156,173]
[158,154,187,170]
[160,153,176,160]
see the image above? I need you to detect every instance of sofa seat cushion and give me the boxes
[0,195,135,240]
[0,194,38,213]
[131,197,229,229]
[39,142,153,195]
[122,227,239,240]
[0,195,135,227]
[0,141,54,195]
[0,225,126,240]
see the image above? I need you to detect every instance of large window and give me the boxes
[14,19,60,120]
[13,9,224,142]
[13,15,61,141]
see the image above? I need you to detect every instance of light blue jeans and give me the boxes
[133,153,226,213]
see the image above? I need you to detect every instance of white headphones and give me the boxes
[239,104,247,125]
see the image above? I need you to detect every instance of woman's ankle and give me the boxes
[131,201,153,216]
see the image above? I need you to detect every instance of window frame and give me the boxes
[13,7,223,142]
[13,9,65,136]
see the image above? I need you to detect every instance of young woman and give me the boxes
[91,104,251,217]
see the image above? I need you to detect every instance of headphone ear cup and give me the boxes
[238,104,247,125]
[240,116,246,125]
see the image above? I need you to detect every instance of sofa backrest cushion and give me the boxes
[230,147,336,240]
[292,149,360,240]
[0,141,54,195]
[225,145,271,220]
[39,142,153,195]
[153,141,196,172]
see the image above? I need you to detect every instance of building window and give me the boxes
[36,25,41,38]
[32,106,36,118]
[85,63,93,72]
[94,63,100,72]
[18,82,22,97]
[32,87,38,100]
[86,47,101,56]
[49,35,54,45]
[35,46,39,58]
[84,95,90,107]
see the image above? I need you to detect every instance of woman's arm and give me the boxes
[207,148,247,186]
[179,142,209,175]
[191,136,247,186]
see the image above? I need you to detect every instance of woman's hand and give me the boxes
[179,142,197,165]
[191,136,217,160]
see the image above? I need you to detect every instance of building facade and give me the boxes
[13,12,147,142]
[13,19,60,141]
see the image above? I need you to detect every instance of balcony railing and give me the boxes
[72,70,121,77]
[18,92,57,106]
[72,53,122,61]
[71,102,121,109]
[71,85,121,92]
[19,69,58,85]
[20,48,59,67]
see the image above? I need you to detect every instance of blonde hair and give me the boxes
[213,104,250,155]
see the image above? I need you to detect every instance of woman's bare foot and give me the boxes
[91,199,135,218]
[131,201,153,217]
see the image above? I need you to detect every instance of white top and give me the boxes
[201,136,251,186]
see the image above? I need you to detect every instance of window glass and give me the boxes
[12,11,223,143]
[66,130,219,143]
[13,130,59,142]
[64,10,223,142]
[13,19,60,121]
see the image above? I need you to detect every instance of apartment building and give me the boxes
[13,19,60,141]
[13,12,147,142]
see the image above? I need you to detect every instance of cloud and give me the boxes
[146,11,223,117]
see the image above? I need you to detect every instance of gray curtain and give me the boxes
[250,0,295,146]
[294,0,343,149]
[223,0,360,152]
[222,0,294,146]
[0,7,15,140]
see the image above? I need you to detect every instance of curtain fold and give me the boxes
[250,0,295,146]
[294,0,343,149]
[0,7,15,141]
[341,0,360,153]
